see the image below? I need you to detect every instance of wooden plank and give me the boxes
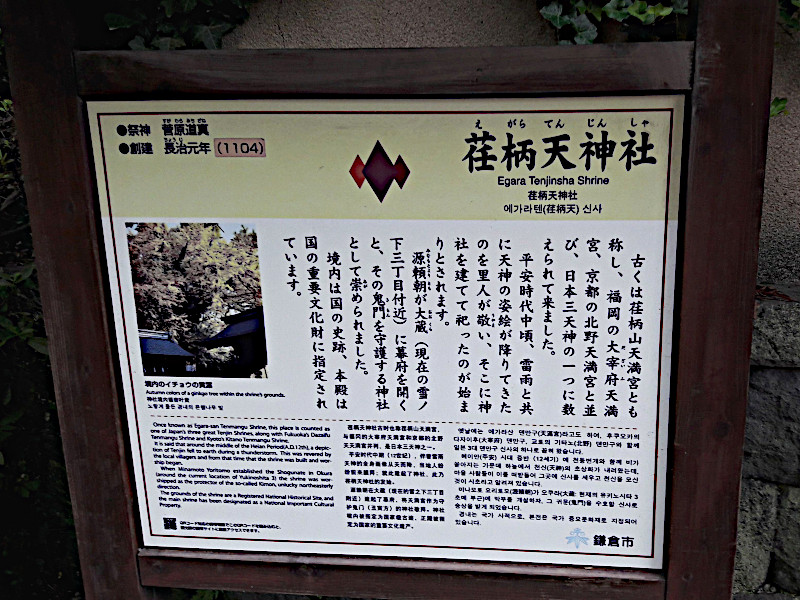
[140,547,667,579]
[666,1,776,599]
[0,2,150,599]
[140,549,665,600]
[75,43,694,98]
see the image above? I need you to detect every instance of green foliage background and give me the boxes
[536,0,688,44]
[105,0,256,49]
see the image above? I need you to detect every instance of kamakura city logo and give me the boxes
[350,141,410,202]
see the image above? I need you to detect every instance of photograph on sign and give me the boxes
[127,221,266,378]
[87,97,683,569]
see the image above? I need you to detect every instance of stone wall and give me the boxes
[734,286,800,598]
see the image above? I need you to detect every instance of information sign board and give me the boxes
[2,0,777,594]
[88,96,682,569]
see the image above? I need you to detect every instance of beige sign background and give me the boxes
[90,97,682,222]
[88,97,682,569]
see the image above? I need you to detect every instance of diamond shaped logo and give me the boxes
[349,156,365,188]
[350,142,410,202]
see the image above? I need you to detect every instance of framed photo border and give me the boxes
[0,1,775,598]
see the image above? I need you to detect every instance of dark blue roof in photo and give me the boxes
[201,308,265,347]
[140,337,194,357]
[204,317,261,343]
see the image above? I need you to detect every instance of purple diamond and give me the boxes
[362,141,397,202]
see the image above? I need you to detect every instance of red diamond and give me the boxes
[394,156,409,188]
[350,155,365,188]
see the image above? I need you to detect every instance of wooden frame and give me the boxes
[0,1,775,599]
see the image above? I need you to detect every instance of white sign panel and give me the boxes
[88,97,682,569]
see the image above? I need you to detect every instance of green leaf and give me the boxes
[193,24,232,49]
[573,0,603,20]
[586,4,603,20]
[624,1,672,24]
[196,26,218,49]
[650,3,673,18]
[786,2,800,28]
[672,0,689,15]
[104,13,141,31]
[603,0,632,21]
[770,97,789,117]
[0,408,24,439]
[154,37,187,51]
[540,2,572,29]
[17,262,34,282]
[161,0,199,18]
[27,337,49,355]
[0,314,16,333]
[572,14,599,44]
[128,36,147,51]
[627,1,651,22]
[0,194,21,213]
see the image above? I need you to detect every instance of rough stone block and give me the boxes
[743,368,800,486]
[751,285,800,368]
[773,486,800,594]
[734,594,799,600]
[734,478,780,593]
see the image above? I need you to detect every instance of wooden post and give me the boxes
[666,1,776,598]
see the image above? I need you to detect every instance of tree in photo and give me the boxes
[127,222,262,375]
